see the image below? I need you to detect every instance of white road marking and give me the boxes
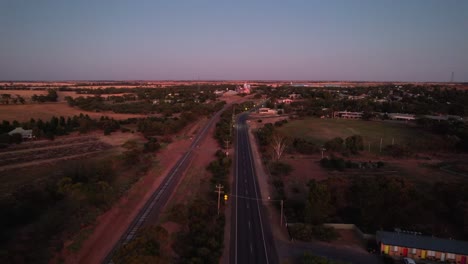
[248,221,251,229]
[245,124,270,264]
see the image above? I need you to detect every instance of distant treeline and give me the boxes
[0,114,120,145]
[66,94,223,115]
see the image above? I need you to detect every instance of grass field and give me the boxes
[277,118,441,151]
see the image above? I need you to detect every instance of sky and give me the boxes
[0,0,467,82]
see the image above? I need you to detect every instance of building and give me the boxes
[334,111,363,119]
[235,83,251,94]
[377,231,468,264]
[388,113,416,121]
[277,98,293,104]
[8,127,33,139]
[424,115,463,122]
[223,90,238,96]
[214,90,225,96]
[258,108,277,115]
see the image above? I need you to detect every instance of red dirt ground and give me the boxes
[60,122,201,264]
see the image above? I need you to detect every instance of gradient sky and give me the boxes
[0,0,467,81]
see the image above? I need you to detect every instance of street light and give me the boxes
[268,196,284,226]
[320,147,326,159]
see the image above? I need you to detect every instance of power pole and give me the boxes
[215,184,224,215]
[224,140,230,156]
[280,200,284,226]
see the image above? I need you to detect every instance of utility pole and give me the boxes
[280,200,284,226]
[224,140,230,156]
[320,147,326,159]
[215,184,224,215]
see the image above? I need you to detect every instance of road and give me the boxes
[230,113,278,264]
[102,106,227,264]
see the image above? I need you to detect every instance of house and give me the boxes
[334,111,363,119]
[377,231,468,264]
[388,113,416,121]
[258,108,277,115]
[223,90,238,96]
[214,90,225,96]
[277,98,293,104]
[423,115,463,122]
[8,127,33,139]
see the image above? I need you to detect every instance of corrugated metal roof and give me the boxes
[377,231,468,255]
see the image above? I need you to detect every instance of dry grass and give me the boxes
[0,102,145,122]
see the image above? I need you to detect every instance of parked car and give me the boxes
[403,257,416,264]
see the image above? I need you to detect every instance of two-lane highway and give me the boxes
[230,113,278,264]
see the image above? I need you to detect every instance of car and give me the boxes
[403,257,416,264]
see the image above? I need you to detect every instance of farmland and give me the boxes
[0,102,145,122]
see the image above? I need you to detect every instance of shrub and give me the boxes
[290,224,339,242]
[270,161,293,176]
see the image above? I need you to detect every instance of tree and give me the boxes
[271,134,288,161]
[304,180,331,224]
[324,137,343,152]
[345,135,364,154]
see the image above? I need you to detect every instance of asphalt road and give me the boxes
[103,106,227,264]
[230,113,278,264]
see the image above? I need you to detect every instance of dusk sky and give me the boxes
[0,0,467,82]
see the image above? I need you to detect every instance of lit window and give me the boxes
[393,246,399,252]
[411,248,417,254]
[427,251,435,257]
[447,253,455,259]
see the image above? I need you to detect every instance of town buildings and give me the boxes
[377,231,468,264]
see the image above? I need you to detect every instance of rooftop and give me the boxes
[377,231,468,255]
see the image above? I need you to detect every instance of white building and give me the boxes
[334,111,363,119]
[8,127,33,139]
[258,108,277,115]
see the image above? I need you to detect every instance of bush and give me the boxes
[290,224,339,242]
[384,144,412,157]
[320,156,345,171]
[270,161,293,176]
[324,137,344,152]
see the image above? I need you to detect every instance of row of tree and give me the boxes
[31,89,58,102]
[1,94,25,104]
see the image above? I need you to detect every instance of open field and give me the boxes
[0,102,146,122]
[277,118,442,151]
[0,89,133,102]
